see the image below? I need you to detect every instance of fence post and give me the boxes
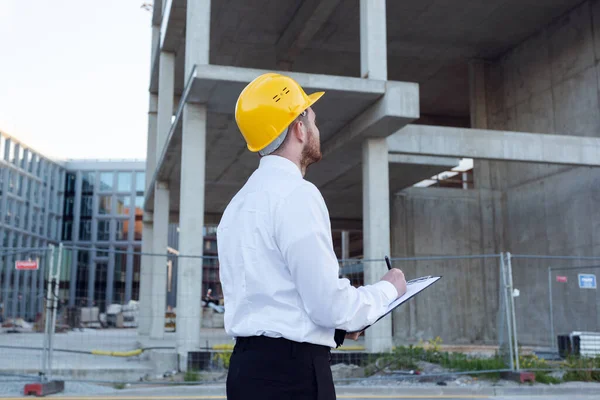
[548,266,556,352]
[506,252,520,370]
[47,243,63,381]
[41,244,55,382]
[500,252,515,371]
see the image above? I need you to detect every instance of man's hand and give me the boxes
[381,268,407,298]
[345,331,363,340]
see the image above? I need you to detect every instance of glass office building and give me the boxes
[1,130,222,320]
[61,161,146,312]
[0,130,146,318]
[0,131,65,321]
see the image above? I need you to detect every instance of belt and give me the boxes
[234,335,331,359]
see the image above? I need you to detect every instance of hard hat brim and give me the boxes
[307,91,325,108]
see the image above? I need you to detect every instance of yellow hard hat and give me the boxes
[235,73,324,152]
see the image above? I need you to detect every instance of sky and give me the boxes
[0,0,152,161]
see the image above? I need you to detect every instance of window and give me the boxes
[64,196,75,217]
[82,172,94,194]
[76,250,89,303]
[115,220,128,241]
[25,151,32,171]
[29,154,35,173]
[31,210,37,232]
[98,195,111,215]
[55,217,61,240]
[97,220,110,241]
[79,220,91,241]
[16,174,23,197]
[39,213,44,235]
[135,172,145,192]
[134,214,142,241]
[14,202,21,227]
[99,172,113,191]
[62,221,73,241]
[116,195,131,215]
[65,173,76,193]
[135,195,144,209]
[117,172,132,192]
[48,189,54,212]
[5,199,13,223]
[49,218,56,240]
[80,195,93,217]
[32,182,39,204]
[8,171,15,193]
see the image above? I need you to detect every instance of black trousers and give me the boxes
[226,336,336,400]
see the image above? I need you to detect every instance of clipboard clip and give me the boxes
[407,275,432,285]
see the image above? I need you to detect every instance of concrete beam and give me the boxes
[276,0,342,66]
[388,154,460,168]
[388,125,600,167]
[321,81,420,157]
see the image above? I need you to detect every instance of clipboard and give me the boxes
[347,275,442,333]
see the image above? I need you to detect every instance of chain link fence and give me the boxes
[508,255,600,351]
[4,244,600,386]
[0,245,58,384]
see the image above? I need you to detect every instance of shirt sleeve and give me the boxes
[274,182,398,332]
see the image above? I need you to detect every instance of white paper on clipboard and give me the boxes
[348,276,442,333]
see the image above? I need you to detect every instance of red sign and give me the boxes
[15,260,38,270]
[556,276,568,283]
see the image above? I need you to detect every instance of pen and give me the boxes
[385,256,392,270]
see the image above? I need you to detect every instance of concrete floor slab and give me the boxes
[145,65,424,219]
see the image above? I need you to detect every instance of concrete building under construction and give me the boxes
[140,0,600,369]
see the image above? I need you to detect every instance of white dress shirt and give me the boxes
[217,155,398,348]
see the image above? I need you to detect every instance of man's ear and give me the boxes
[292,120,307,143]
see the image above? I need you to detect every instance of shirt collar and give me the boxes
[259,155,302,178]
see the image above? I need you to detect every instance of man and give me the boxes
[217,73,407,399]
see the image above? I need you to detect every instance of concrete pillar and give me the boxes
[362,138,393,353]
[138,213,154,336]
[138,94,158,337]
[173,0,211,370]
[341,231,350,260]
[148,47,174,337]
[360,0,392,353]
[360,0,387,80]
[157,52,175,156]
[469,59,489,129]
[176,103,206,369]
[150,181,169,339]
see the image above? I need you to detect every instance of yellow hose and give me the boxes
[91,349,143,357]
